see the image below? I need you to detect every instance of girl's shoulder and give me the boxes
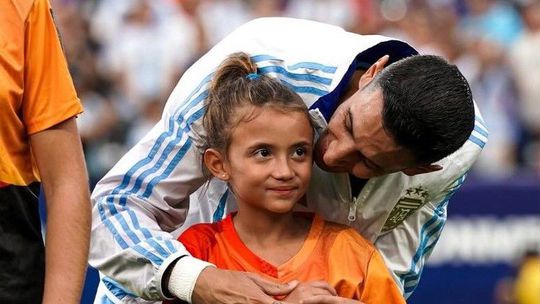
[320,219,377,255]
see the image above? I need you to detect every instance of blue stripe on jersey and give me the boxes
[251,55,338,74]
[475,114,486,126]
[468,134,486,149]
[118,93,208,207]
[213,190,229,222]
[116,91,208,206]
[141,108,206,198]
[96,75,212,268]
[102,276,135,300]
[97,110,205,253]
[99,112,201,253]
[467,116,488,148]
[401,219,445,281]
[99,57,338,260]
[308,57,357,121]
[257,66,333,85]
[403,238,439,293]
[98,295,115,304]
[475,119,488,133]
[165,240,177,253]
[399,174,467,297]
[127,208,152,239]
[133,244,163,266]
[146,238,171,259]
[106,73,214,214]
[142,135,195,198]
[280,79,328,96]
[105,117,175,216]
[112,212,140,244]
[113,130,197,253]
[401,220,445,297]
[474,124,489,138]
[287,62,338,74]
[97,200,129,249]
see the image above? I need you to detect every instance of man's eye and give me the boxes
[342,109,355,134]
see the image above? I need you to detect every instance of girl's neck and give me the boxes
[233,209,297,241]
[232,207,311,266]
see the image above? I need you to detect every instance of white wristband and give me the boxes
[168,256,215,303]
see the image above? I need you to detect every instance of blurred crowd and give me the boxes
[49,0,540,185]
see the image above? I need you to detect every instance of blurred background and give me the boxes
[48,0,540,302]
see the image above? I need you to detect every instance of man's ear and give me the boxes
[203,148,230,181]
[402,164,443,176]
[358,55,390,89]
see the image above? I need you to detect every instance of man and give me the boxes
[0,0,91,303]
[90,17,487,303]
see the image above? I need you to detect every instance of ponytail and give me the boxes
[202,52,309,155]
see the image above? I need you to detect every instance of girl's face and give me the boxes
[215,106,313,215]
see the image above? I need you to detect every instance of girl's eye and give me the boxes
[255,148,271,158]
[295,147,306,156]
[293,147,309,158]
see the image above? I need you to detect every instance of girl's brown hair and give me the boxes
[202,52,311,153]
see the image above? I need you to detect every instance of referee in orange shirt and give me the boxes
[0,0,90,303]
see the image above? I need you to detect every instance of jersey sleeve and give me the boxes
[88,61,217,300]
[359,250,406,304]
[326,227,405,303]
[178,224,217,262]
[23,0,82,134]
[89,98,216,300]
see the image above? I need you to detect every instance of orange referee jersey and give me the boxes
[0,0,82,186]
[178,213,406,303]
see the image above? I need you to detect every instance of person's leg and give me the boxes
[0,182,45,303]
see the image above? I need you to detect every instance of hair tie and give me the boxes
[246,73,260,80]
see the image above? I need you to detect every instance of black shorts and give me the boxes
[0,182,44,304]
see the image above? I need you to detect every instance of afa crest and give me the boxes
[381,187,429,233]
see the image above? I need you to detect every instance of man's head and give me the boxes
[314,54,475,178]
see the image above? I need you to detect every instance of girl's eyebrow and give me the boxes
[247,140,313,150]
[292,140,313,147]
[246,142,272,150]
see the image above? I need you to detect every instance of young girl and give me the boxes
[172,53,405,303]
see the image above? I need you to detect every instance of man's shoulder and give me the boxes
[236,17,345,34]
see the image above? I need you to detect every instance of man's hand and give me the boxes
[192,267,298,303]
[284,281,337,303]
[300,295,363,304]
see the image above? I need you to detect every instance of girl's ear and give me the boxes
[204,148,229,181]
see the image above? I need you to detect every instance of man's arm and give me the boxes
[91,16,399,302]
[30,117,91,304]
[191,268,298,303]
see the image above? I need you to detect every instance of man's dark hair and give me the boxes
[374,55,475,164]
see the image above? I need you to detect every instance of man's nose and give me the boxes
[328,142,356,164]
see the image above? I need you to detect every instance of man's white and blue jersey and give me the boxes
[89,17,488,303]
